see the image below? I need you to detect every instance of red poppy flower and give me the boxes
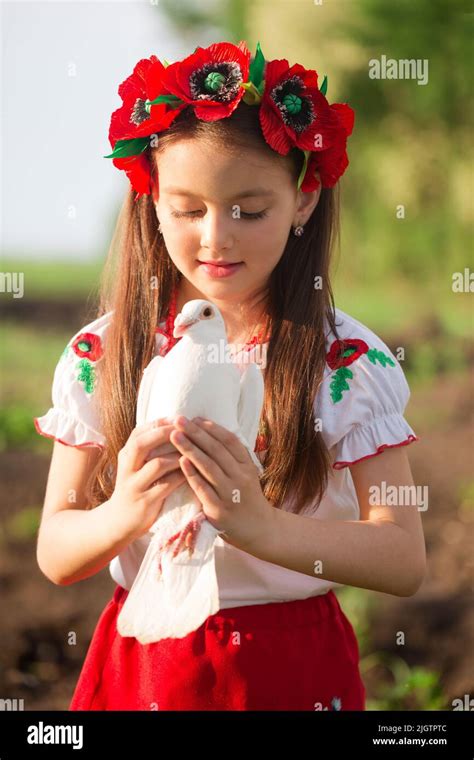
[104,40,355,197]
[301,139,347,190]
[326,339,369,370]
[160,41,251,121]
[260,60,344,156]
[71,333,104,362]
[108,56,184,146]
[301,103,354,190]
[105,56,187,199]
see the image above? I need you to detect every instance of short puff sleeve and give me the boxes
[316,309,419,469]
[33,311,112,449]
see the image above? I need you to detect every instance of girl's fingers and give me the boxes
[147,441,177,458]
[135,451,182,491]
[175,417,251,470]
[122,423,178,471]
[190,418,251,465]
[170,429,225,490]
[170,417,243,482]
[145,468,187,504]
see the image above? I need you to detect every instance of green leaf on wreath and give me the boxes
[147,94,184,108]
[104,137,149,160]
[249,41,265,89]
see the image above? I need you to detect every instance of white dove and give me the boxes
[116,299,265,643]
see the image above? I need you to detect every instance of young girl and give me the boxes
[34,40,426,711]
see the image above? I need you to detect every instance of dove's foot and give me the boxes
[160,511,207,562]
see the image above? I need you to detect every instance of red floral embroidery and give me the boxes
[326,338,369,370]
[71,332,104,362]
[326,338,397,403]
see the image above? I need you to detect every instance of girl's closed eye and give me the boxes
[170,209,268,221]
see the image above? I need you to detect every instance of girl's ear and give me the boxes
[294,175,322,226]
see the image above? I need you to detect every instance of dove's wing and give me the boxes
[136,355,165,426]
[236,362,265,472]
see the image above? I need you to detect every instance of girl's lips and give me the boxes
[197,261,244,278]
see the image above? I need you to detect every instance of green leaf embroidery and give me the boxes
[329,347,397,403]
[366,348,396,368]
[330,366,353,403]
[76,358,96,395]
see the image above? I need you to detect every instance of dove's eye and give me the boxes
[202,307,213,318]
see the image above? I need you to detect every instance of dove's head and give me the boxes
[173,299,225,341]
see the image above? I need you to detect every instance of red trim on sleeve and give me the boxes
[333,435,420,470]
[33,417,105,450]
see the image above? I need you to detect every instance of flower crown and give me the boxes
[104,41,355,203]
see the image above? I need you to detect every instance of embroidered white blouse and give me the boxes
[34,307,419,607]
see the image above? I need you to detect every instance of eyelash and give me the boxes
[170,210,268,221]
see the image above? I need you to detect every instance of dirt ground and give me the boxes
[0,321,472,709]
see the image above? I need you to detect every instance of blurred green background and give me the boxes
[1,0,472,711]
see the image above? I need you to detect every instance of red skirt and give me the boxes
[69,584,366,711]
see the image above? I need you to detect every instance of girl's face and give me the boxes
[153,139,320,303]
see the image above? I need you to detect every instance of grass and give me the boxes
[1,258,105,300]
[335,274,474,339]
[0,320,72,451]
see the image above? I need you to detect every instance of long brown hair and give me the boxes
[87,101,343,516]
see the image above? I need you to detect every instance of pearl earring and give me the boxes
[158,222,162,233]
[293,224,304,236]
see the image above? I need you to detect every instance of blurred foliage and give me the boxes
[1,259,104,300]
[336,586,377,655]
[337,587,449,710]
[158,0,250,39]
[457,480,474,517]
[340,0,473,127]
[0,321,66,405]
[5,507,42,543]
[361,654,446,710]
[0,406,41,451]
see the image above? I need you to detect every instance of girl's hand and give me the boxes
[170,416,275,552]
[109,418,186,541]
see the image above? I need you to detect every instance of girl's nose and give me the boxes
[199,210,234,251]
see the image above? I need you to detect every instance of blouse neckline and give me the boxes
[155,283,271,356]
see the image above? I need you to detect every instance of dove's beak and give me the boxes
[173,317,199,339]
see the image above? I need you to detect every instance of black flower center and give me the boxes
[189,61,243,102]
[270,75,315,133]
[130,98,152,126]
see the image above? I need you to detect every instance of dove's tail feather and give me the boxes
[117,511,221,643]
